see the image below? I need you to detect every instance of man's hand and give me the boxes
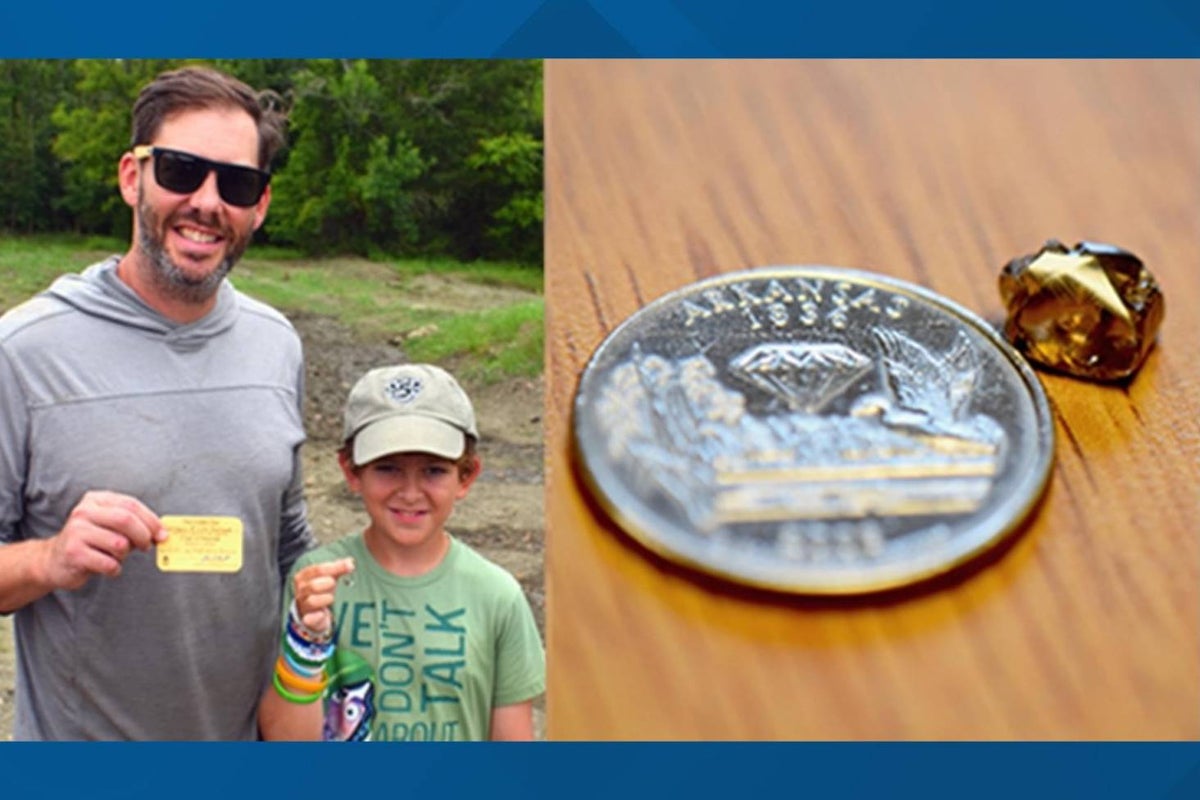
[40,490,165,591]
[292,558,356,636]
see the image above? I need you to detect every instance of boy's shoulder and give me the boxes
[446,537,526,597]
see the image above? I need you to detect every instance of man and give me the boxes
[0,66,315,739]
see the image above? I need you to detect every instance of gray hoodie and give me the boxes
[0,257,314,739]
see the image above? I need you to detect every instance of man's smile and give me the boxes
[176,225,220,244]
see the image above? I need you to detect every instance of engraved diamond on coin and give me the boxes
[572,267,1054,594]
[729,342,871,413]
[999,240,1164,381]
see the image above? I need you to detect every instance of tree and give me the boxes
[0,61,73,232]
[51,59,176,237]
[466,131,543,264]
[368,60,543,262]
[267,60,429,254]
[4,59,544,265]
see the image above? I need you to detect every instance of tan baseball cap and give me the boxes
[343,364,478,466]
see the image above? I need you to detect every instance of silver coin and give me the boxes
[572,266,1054,594]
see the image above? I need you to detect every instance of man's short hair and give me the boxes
[131,65,287,169]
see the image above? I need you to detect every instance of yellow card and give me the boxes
[157,516,244,573]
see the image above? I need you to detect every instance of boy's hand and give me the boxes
[292,557,355,636]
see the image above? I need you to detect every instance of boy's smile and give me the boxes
[340,451,479,576]
[389,508,429,524]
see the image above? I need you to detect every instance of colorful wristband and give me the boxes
[288,600,333,644]
[281,646,325,679]
[285,627,335,665]
[275,656,328,695]
[272,671,323,705]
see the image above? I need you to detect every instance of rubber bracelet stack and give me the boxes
[274,600,335,704]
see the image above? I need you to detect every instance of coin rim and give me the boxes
[570,265,1055,595]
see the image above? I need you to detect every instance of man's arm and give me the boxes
[276,362,315,583]
[277,448,315,581]
[0,491,164,613]
[0,339,172,614]
[0,539,58,613]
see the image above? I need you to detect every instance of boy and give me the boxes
[258,363,545,741]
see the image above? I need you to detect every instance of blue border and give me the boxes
[2,1,1198,797]
[1,743,1199,798]
[2,0,1199,55]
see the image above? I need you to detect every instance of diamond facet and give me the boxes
[729,342,871,412]
[998,240,1164,381]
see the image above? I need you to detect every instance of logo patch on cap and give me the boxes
[385,376,423,404]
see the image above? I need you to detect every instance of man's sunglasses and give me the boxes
[132,145,270,208]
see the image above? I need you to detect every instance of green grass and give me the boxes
[386,258,543,293]
[405,299,544,383]
[245,247,542,293]
[0,234,543,382]
[0,234,126,305]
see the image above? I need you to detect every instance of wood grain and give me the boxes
[544,60,1200,740]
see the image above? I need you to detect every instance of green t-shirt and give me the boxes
[286,534,545,742]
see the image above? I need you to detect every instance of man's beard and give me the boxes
[135,195,252,306]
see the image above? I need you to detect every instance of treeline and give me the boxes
[0,59,543,265]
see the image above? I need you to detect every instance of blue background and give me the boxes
[0,743,1199,797]
[1,1,1197,796]
[1,0,1199,55]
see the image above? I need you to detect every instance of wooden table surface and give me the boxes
[543,60,1200,740]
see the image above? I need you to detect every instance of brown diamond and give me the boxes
[999,240,1164,381]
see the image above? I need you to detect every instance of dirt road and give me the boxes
[0,307,545,739]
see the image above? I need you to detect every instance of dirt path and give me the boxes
[0,295,545,740]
